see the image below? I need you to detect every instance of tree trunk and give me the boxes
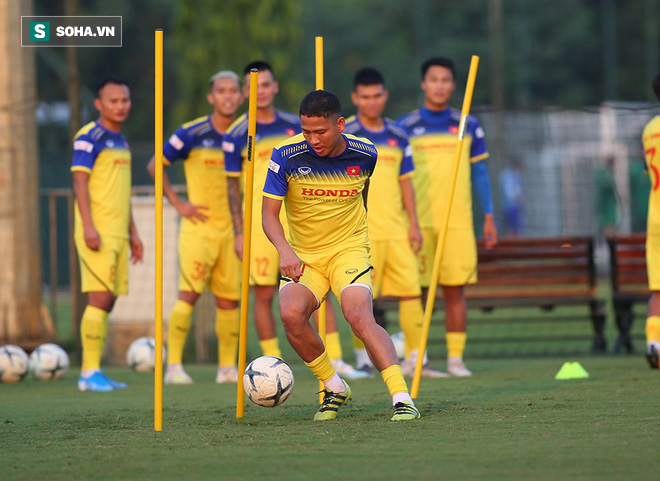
[0,0,44,343]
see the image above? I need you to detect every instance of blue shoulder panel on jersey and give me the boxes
[277,110,300,125]
[396,110,421,128]
[225,114,249,138]
[344,134,377,158]
[90,126,104,142]
[343,120,360,135]
[181,115,209,132]
[276,135,308,161]
[385,121,408,139]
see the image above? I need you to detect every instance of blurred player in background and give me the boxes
[263,90,420,421]
[499,157,525,237]
[643,74,660,369]
[398,57,498,377]
[345,67,446,378]
[223,61,300,359]
[72,77,143,392]
[147,70,243,385]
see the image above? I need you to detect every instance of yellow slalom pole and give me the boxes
[411,56,480,399]
[153,28,164,432]
[317,303,326,404]
[315,36,324,90]
[236,69,259,418]
[315,35,326,403]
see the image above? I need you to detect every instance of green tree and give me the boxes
[172,0,306,123]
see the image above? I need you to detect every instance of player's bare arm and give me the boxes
[400,176,422,254]
[72,171,100,251]
[146,155,209,224]
[227,176,244,260]
[128,212,143,264]
[483,213,498,249]
[262,196,302,282]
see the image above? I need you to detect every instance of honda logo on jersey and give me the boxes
[347,166,360,175]
[301,188,359,197]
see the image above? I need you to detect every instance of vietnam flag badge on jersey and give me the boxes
[347,166,360,175]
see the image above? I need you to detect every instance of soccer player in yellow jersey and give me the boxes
[643,74,660,369]
[345,67,446,379]
[72,77,143,392]
[224,61,299,359]
[263,90,420,421]
[147,71,243,384]
[398,57,498,377]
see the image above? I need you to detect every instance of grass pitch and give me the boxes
[2,356,658,481]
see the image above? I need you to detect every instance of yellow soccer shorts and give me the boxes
[75,235,129,296]
[280,243,373,307]
[370,238,422,298]
[249,227,281,286]
[417,227,477,287]
[647,230,660,291]
[178,230,240,300]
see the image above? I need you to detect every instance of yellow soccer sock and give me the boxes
[166,300,194,365]
[81,305,109,372]
[304,350,336,384]
[381,364,409,396]
[446,331,467,359]
[259,337,282,358]
[399,298,424,357]
[352,332,365,350]
[325,332,343,361]
[646,316,660,344]
[216,307,239,368]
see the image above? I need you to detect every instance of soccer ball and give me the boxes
[126,337,165,373]
[29,343,69,380]
[0,345,29,383]
[391,331,406,359]
[243,356,294,407]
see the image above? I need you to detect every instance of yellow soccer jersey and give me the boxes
[71,121,131,239]
[344,116,414,241]
[223,110,300,234]
[163,115,232,238]
[643,115,660,233]
[263,133,377,252]
[397,107,488,230]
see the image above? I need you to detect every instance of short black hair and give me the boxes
[95,76,129,98]
[243,60,274,78]
[421,57,456,81]
[653,75,660,102]
[353,67,385,89]
[299,90,341,118]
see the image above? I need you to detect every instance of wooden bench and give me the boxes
[373,236,607,353]
[607,234,649,353]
